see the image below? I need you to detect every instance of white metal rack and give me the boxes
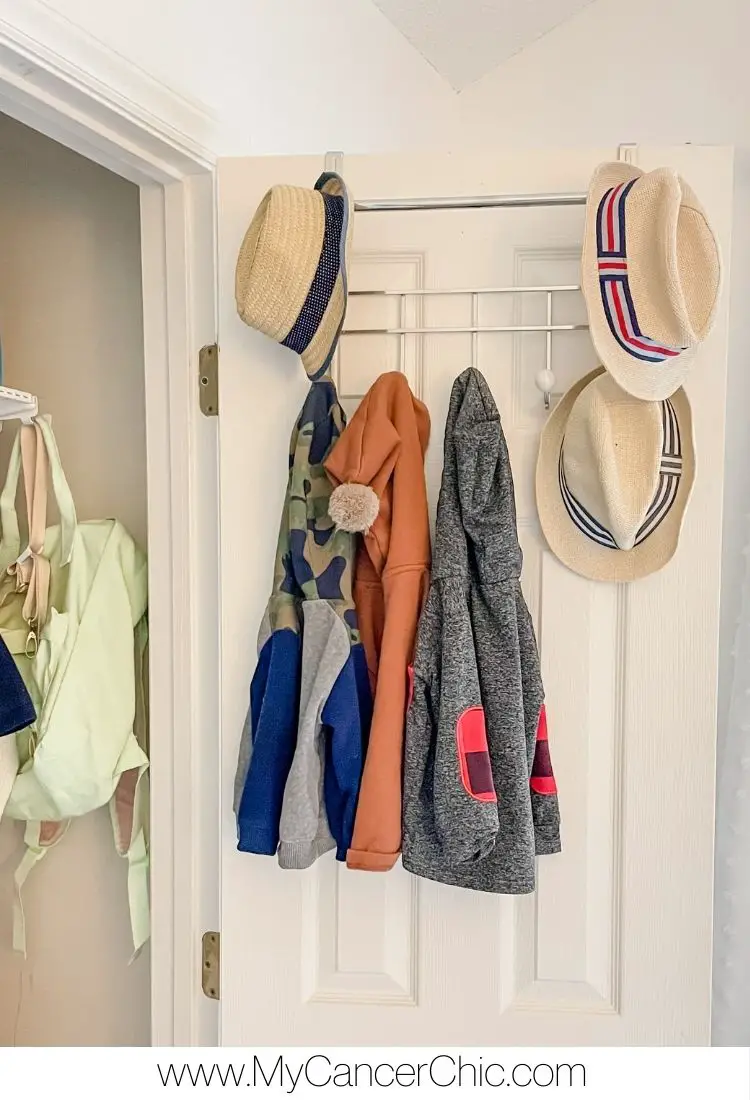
[0,340,37,424]
[0,384,38,425]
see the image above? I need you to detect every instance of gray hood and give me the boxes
[433,367,522,585]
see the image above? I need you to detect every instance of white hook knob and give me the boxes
[535,368,556,411]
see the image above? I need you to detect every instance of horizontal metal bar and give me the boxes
[342,323,588,336]
[353,193,587,212]
[349,284,580,298]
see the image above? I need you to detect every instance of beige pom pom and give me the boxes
[329,483,380,533]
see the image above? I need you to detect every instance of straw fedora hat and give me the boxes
[581,162,721,401]
[235,171,352,381]
[536,367,695,582]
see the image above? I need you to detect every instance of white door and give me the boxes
[216,148,733,1045]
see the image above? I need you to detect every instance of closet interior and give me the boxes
[0,113,150,1047]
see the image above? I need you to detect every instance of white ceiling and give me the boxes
[371,0,596,90]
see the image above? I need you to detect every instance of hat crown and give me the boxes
[625,169,720,349]
[562,375,664,550]
[235,173,351,381]
[433,368,522,584]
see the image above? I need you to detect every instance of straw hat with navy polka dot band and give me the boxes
[235,172,352,381]
[536,367,695,582]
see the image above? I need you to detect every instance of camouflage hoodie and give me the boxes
[233,378,371,867]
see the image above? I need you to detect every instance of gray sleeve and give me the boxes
[517,597,561,855]
[432,596,499,865]
[529,703,562,856]
[277,602,350,869]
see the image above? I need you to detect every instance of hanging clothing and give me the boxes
[325,371,431,871]
[0,417,149,956]
[233,378,371,868]
[402,368,561,894]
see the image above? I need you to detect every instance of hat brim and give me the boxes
[536,367,696,582]
[302,173,352,382]
[581,163,696,401]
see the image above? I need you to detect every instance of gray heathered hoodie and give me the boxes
[402,368,561,894]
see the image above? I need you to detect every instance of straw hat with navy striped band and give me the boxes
[235,172,352,381]
[536,367,695,582]
[581,162,721,401]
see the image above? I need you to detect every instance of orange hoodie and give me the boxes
[325,372,431,871]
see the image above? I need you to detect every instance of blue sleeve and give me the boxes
[323,643,372,861]
[236,628,302,854]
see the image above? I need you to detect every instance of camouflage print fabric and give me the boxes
[269,378,359,643]
[235,374,371,862]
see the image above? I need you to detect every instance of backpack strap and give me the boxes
[12,819,69,956]
[0,732,19,819]
[34,416,77,565]
[8,423,52,648]
[2,418,79,656]
[110,615,151,960]
[0,417,77,581]
[111,771,150,962]
[0,430,22,570]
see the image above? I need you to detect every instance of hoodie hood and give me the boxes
[433,367,522,585]
[325,371,430,578]
[271,377,357,634]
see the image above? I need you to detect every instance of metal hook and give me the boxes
[534,291,556,411]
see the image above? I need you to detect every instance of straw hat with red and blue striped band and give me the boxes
[582,162,721,400]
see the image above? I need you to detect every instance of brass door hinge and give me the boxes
[201,931,220,1000]
[199,344,219,417]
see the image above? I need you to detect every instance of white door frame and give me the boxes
[0,2,220,1046]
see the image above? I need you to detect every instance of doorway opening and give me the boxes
[0,111,149,1046]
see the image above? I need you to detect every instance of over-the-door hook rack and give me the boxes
[344,285,586,410]
[326,159,593,410]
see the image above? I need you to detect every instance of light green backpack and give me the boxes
[0,417,149,958]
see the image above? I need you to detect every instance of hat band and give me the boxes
[559,397,683,550]
[281,192,344,361]
[597,181,685,364]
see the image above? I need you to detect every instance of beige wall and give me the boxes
[0,113,148,1046]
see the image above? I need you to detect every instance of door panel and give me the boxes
[217,148,733,1045]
